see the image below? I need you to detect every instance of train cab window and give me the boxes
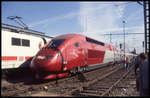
[47,39,66,49]
[12,37,21,46]
[75,42,79,47]
[22,39,30,47]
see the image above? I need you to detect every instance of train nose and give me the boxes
[30,52,62,73]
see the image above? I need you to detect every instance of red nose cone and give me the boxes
[31,48,62,73]
[38,48,57,56]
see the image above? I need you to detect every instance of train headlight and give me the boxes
[36,56,54,59]
[37,56,45,59]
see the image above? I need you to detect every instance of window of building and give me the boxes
[12,37,21,46]
[22,39,30,47]
[12,37,30,47]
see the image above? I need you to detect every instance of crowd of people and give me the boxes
[123,52,149,96]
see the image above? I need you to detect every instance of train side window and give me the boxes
[75,42,79,47]
[12,37,21,46]
[22,39,30,47]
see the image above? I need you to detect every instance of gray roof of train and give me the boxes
[2,23,53,38]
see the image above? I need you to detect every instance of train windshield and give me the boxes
[47,39,66,49]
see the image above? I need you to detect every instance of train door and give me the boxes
[65,42,86,70]
[72,42,86,67]
[65,43,79,70]
[76,42,86,67]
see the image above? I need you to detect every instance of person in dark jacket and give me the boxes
[135,55,140,75]
[138,53,149,96]
[134,55,140,91]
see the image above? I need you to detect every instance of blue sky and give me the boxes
[2,2,82,34]
[2,1,145,53]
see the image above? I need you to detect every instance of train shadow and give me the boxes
[3,58,55,85]
[4,67,56,85]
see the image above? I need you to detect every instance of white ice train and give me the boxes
[1,24,53,70]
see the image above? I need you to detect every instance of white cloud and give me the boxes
[78,2,126,42]
[78,2,144,54]
[28,11,77,27]
[114,2,126,18]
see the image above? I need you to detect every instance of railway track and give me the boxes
[71,65,135,96]
[31,63,124,96]
[1,63,124,96]
[108,66,138,96]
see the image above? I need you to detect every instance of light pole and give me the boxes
[132,37,136,53]
[123,21,126,55]
[142,41,144,53]
[110,33,112,44]
[123,21,126,65]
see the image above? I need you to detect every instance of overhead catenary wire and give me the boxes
[7,16,28,29]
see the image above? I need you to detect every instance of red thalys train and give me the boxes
[30,34,134,79]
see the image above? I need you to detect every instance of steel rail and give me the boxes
[61,64,123,96]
